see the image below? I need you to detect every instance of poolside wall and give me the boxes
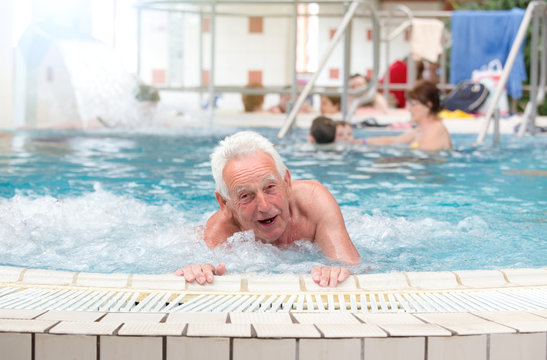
[1,311,547,360]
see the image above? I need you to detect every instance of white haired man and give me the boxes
[176,131,361,287]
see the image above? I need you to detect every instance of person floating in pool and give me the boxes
[176,131,361,287]
[364,80,451,151]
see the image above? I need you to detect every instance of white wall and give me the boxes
[138,5,293,111]
[0,0,14,129]
[31,0,93,35]
[137,3,418,112]
[140,10,170,85]
[35,45,79,127]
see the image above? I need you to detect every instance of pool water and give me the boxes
[0,128,545,275]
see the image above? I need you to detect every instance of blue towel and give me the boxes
[450,8,527,99]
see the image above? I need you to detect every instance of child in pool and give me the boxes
[334,121,366,145]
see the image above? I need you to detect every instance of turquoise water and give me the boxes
[0,128,545,275]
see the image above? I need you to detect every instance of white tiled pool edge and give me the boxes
[0,266,546,360]
[3,266,547,291]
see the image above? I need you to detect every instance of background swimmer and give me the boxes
[309,116,337,144]
[363,80,451,151]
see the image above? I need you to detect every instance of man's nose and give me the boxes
[256,192,270,211]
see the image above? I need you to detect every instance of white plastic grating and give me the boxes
[0,285,546,313]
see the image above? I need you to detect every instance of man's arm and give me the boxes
[204,190,243,248]
[176,198,238,283]
[174,211,231,283]
[309,183,361,264]
[299,181,361,287]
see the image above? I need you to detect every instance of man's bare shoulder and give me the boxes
[291,180,338,213]
[292,179,330,197]
[204,210,240,248]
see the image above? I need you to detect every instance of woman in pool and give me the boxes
[364,80,451,151]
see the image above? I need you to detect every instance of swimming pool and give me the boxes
[0,128,545,275]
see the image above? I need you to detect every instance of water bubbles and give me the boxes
[456,216,489,233]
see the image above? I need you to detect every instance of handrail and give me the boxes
[345,5,408,120]
[277,0,368,138]
[475,1,546,145]
[384,19,412,42]
[381,5,414,103]
[518,2,546,137]
[345,11,380,119]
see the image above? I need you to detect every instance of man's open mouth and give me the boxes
[258,216,277,225]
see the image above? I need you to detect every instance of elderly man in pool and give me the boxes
[175,131,361,287]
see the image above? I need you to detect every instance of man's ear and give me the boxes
[283,169,292,187]
[308,134,316,144]
[215,191,228,211]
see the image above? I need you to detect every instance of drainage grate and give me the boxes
[0,286,546,313]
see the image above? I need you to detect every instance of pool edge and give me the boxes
[1,266,546,359]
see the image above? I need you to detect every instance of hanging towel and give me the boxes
[410,18,444,63]
[449,8,527,99]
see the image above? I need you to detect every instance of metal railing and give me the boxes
[344,5,411,123]
[380,5,413,104]
[517,1,547,138]
[135,1,454,124]
[475,0,547,145]
[278,0,378,138]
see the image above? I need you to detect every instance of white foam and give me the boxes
[0,183,540,275]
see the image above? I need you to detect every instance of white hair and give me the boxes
[211,131,287,199]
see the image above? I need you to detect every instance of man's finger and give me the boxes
[215,263,227,276]
[311,266,322,282]
[200,264,215,283]
[191,264,206,284]
[338,268,350,283]
[182,265,196,283]
[320,267,330,287]
[329,267,341,288]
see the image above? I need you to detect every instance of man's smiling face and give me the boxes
[223,151,291,243]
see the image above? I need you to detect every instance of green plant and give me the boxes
[134,83,160,102]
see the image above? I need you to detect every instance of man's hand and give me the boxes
[311,266,350,287]
[175,263,226,284]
